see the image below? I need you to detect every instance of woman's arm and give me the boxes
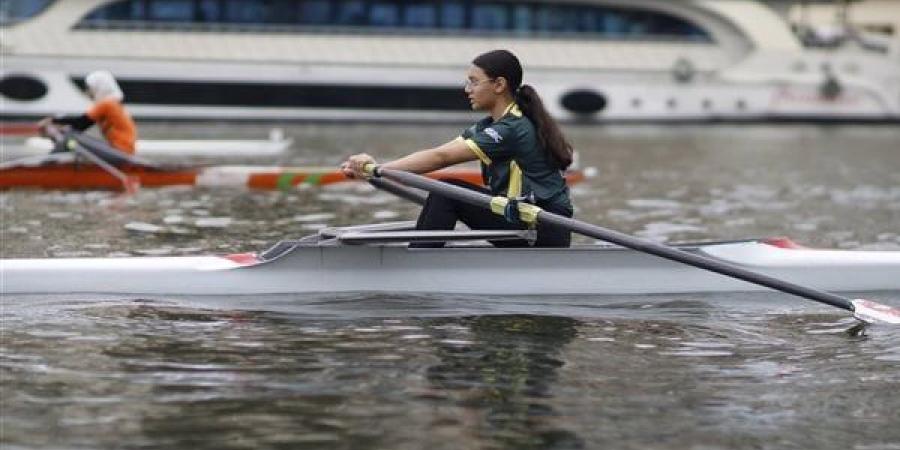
[383,138,476,173]
[49,114,95,131]
[342,138,476,178]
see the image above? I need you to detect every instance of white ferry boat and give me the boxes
[2,0,898,123]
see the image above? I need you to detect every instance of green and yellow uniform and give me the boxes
[459,102,573,216]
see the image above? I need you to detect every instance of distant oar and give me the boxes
[43,126,140,194]
[369,165,900,326]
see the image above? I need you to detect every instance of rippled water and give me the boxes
[2,123,900,449]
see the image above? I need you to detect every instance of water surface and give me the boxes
[2,123,899,449]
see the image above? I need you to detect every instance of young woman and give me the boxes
[341,49,574,247]
[41,70,137,154]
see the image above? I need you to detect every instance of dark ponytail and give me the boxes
[472,50,574,170]
[515,85,573,169]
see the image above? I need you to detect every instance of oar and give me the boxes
[369,177,427,205]
[42,125,140,194]
[367,165,900,326]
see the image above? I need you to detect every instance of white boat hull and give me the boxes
[3,240,899,296]
[0,135,291,161]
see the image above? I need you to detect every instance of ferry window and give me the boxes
[405,3,436,28]
[224,1,265,23]
[439,2,465,29]
[73,0,712,43]
[576,10,599,33]
[299,1,330,25]
[149,0,193,22]
[82,0,146,22]
[370,3,398,27]
[512,5,532,33]
[196,0,221,22]
[268,0,300,24]
[0,0,55,25]
[471,4,507,31]
[535,5,579,33]
[601,10,628,35]
[336,1,366,26]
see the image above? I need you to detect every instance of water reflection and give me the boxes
[2,298,899,449]
[424,315,583,449]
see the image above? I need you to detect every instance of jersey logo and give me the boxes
[483,127,503,143]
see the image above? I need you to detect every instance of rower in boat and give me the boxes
[39,70,137,155]
[342,50,575,248]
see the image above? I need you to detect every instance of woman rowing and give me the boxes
[341,49,574,247]
[39,70,137,155]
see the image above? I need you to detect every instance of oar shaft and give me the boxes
[369,178,427,205]
[375,167,854,312]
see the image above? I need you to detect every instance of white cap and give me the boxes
[85,70,124,102]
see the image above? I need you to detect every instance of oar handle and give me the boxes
[371,167,900,323]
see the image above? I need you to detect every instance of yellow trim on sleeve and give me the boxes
[463,138,492,166]
[507,161,523,198]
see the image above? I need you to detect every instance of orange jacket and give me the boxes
[87,99,137,154]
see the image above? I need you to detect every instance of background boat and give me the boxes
[2,0,898,123]
[0,152,587,191]
[0,128,292,161]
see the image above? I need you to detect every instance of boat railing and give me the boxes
[319,221,534,245]
[257,222,537,261]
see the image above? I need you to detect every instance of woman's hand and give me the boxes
[340,153,377,179]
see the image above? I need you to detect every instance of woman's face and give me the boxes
[464,65,501,111]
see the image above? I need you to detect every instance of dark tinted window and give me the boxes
[224,0,265,23]
[196,0,221,22]
[299,1,330,25]
[370,3,398,27]
[0,0,56,25]
[404,3,435,28]
[77,0,712,42]
[335,1,365,26]
[149,0,192,21]
[470,4,506,31]
[439,2,465,29]
[512,5,531,33]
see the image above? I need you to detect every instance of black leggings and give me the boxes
[412,179,572,248]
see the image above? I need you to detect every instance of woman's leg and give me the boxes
[413,179,574,248]
[533,203,573,248]
[412,179,527,248]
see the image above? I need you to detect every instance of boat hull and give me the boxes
[3,241,898,296]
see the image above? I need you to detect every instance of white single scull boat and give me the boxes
[2,221,899,296]
[2,128,291,161]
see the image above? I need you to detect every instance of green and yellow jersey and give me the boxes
[459,102,572,214]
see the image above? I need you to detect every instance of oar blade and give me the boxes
[852,299,900,325]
